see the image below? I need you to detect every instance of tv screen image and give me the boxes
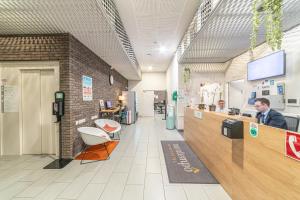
[106,101,112,109]
[247,50,286,81]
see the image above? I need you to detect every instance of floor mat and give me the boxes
[75,141,118,160]
[161,140,218,184]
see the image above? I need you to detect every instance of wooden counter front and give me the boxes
[184,108,300,200]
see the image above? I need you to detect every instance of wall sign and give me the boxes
[286,131,300,162]
[194,110,203,119]
[249,122,259,138]
[82,75,93,101]
[1,85,19,113]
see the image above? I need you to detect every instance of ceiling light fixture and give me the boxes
[148,66,153,70]
[159,46,167,53]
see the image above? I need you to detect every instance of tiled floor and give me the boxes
[0,117,231,200]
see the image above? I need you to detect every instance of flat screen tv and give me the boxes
[247,50,286,81]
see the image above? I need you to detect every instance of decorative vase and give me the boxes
[209,105,216,112]
[198,104,206,110]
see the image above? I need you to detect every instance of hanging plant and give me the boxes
[183,67,191,84]
[251,0,260,52]
[250,0,283,52]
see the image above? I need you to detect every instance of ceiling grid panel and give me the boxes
[178,0,300,64]
[0,0,141,80]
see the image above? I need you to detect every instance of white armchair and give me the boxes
[77,127,111,164]
[94,119,122,140]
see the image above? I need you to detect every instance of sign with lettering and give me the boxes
[82,76,93,101]
[286,131,300,161]
[1,85,19,113]
[194,110,203,119]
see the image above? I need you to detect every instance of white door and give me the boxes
[41,70,56,154]
[22,70,42,154]
[140,91,154,117]
[22,69,56,154]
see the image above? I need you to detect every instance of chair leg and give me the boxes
[104,143,110,160]
[80,144,88,165]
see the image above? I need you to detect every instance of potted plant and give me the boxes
[198,83,206,110]
[209,88,217,111]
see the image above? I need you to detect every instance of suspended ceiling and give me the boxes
[179,0,300,64]
[0,0,141,80]
[114,0,201,72]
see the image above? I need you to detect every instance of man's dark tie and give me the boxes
[261,114,265,124]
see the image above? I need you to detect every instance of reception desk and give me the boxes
[184,108,300,200]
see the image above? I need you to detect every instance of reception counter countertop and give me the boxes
[184,108,300,200]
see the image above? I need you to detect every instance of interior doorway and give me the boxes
[21,69,57,154]
[140,90,155,117]
[154,90,167,120]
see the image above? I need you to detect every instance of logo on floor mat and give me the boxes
[168,143,200,174]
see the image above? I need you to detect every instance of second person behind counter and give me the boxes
[215,100,228,113]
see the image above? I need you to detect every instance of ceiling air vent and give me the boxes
[98,0,139,70]
[176,0,219,61]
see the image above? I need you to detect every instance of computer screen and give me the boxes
[247,50,285,81]
[106,100,112,109]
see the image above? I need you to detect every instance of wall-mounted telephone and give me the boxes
[289,135,300,158]
[52,91,65,122]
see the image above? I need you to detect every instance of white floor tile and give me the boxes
[17,171,59,198]
[77,183,105,200]
[99,173,128,200]
[144,173,165,200]
[114,157,134,173]
[58,171,95,199]
[121,185,144,200]
[127,164,146,184]
[0,181,32,200]
[203,184,231,200]
[91,161,117,184]
[164,185,187,200]
[33,182,68,200]
[146,158,161,173]
[183,184,210,200]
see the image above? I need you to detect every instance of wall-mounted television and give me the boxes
[247,50,286,81]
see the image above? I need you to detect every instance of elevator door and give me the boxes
[21,69,56,154]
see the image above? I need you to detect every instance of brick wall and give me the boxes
[0,33,128,157]
[69,35,127,155]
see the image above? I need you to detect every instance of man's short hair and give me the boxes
[218,100,225,103]
[255,98,270,106]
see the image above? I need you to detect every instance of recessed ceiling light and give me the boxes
[159,46,166,53]
[148,66,153,70]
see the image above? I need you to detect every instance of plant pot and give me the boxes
[209,105,216,112]
[198,104,206,110]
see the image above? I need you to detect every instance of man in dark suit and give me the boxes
[255,98,288,129]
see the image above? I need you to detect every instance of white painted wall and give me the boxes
[187,72,225,105]
[228,79,244,109]
[225,25,300,117]
[166,55,179,105]
[128,72,166,117]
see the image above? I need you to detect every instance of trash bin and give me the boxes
[166,104,175,130]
